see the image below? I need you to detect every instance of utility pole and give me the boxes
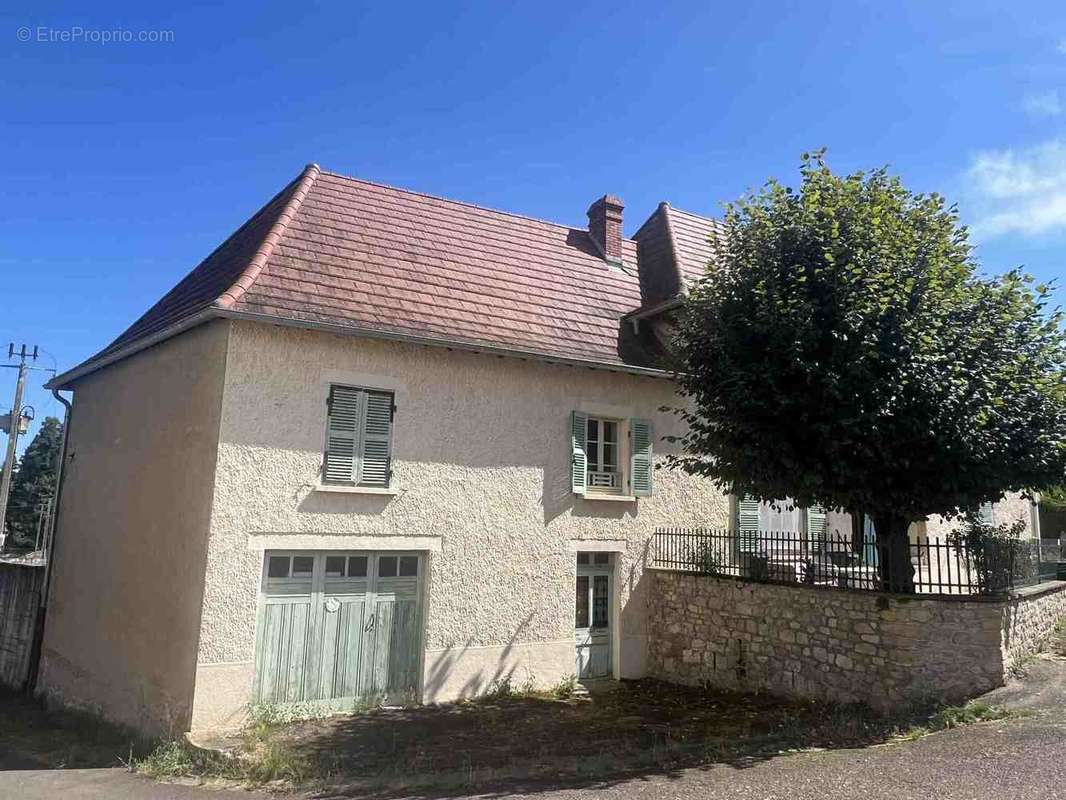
[0,344,39,546]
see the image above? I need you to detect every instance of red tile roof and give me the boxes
[631,204,720,307]
[54,165,721,387]
[667,206,721,287]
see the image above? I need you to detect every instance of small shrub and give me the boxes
[949,514,1030,593]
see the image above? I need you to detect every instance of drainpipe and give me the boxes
[25,388,71,694]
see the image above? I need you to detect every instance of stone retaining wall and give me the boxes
[1001,582,1066,669]
[648,570,1066,710]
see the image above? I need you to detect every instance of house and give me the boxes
[37,165,733,735]
[37,165,1037,736]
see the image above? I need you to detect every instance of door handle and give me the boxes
[364,616,375,633]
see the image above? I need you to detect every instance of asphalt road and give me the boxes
[3,657,1065,800]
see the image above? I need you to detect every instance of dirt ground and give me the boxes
[4,624,1063,799]
[204,679,952,796]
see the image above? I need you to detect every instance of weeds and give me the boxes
[135,703,313,787]
[549,674,579,700]
[897,700,1016,741]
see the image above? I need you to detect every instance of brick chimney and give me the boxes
[587,194,624,266]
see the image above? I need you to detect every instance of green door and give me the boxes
[253,551,424,710]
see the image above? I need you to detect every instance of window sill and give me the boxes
[314,484,401,496]
[580,493,638,503]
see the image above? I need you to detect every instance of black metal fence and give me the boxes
[653,527,1049,596]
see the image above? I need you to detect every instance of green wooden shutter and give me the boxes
[737,494,760,553]
[978,502,995,526]
[359,391,393,487]
[325,386,363,484]
[629,418,653,497]
[807,504,827,548]
[571,411,588,494]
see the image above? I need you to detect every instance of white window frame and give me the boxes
[585,416,626,495]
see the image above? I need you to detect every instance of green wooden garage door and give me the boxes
[253,551,423,710]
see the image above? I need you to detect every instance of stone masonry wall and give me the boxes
[1000,582,1066,669]
[648,570,1066,710]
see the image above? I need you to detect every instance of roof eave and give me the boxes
[46,308,220,390]
[216,310,673,379]
[48,309,673,390]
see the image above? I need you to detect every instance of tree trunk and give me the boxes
[873,513,916,594]
[849,510,864,556]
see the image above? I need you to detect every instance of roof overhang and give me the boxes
[623,296,683,322]
[47,308,672,390]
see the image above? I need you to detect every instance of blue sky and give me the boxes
[2,1,1065,450]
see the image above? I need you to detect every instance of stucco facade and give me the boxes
[38,321,230,736]
[189,321,730,729]
[39,315,1045,735]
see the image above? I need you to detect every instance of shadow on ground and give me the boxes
[0,689,145,772]
[249,680,928,799]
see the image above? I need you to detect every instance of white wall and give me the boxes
[39,322,229,736]
[191,322,730,728]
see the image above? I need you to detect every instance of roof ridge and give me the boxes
[214,163,321,310]
[665,204,724,228]
[317,167,639,242]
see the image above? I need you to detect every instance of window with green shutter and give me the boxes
[806,504,827,547]
[737,494,761,553]
[571,412,653,497]
[629,418,653,497]
[571,411,588,494]
[324,385,395,487]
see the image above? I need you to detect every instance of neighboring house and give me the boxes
[38,165,730,735]
[37,165,1041,737]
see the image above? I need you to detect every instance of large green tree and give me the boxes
[6,416,64,548]
[671,152,1066,592]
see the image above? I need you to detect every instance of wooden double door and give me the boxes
[253,551,423,710]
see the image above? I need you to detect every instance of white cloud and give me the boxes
[1021,90,1062,117]
[965,139,1066,238]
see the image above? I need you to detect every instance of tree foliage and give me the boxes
[671,152,1066,589]
[6,416,64,548]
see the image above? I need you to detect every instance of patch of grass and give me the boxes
[897,700,1016,741]
[136,735,311,787]
[136,705,313,787]
[135,741,200,779]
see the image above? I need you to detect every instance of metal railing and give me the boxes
[653,527,1046,597]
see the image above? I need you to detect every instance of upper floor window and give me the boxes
[570,411,653,497]
[586,417,621,491]
[324,385,395,487]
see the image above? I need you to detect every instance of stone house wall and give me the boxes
[648,570,1066,710]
